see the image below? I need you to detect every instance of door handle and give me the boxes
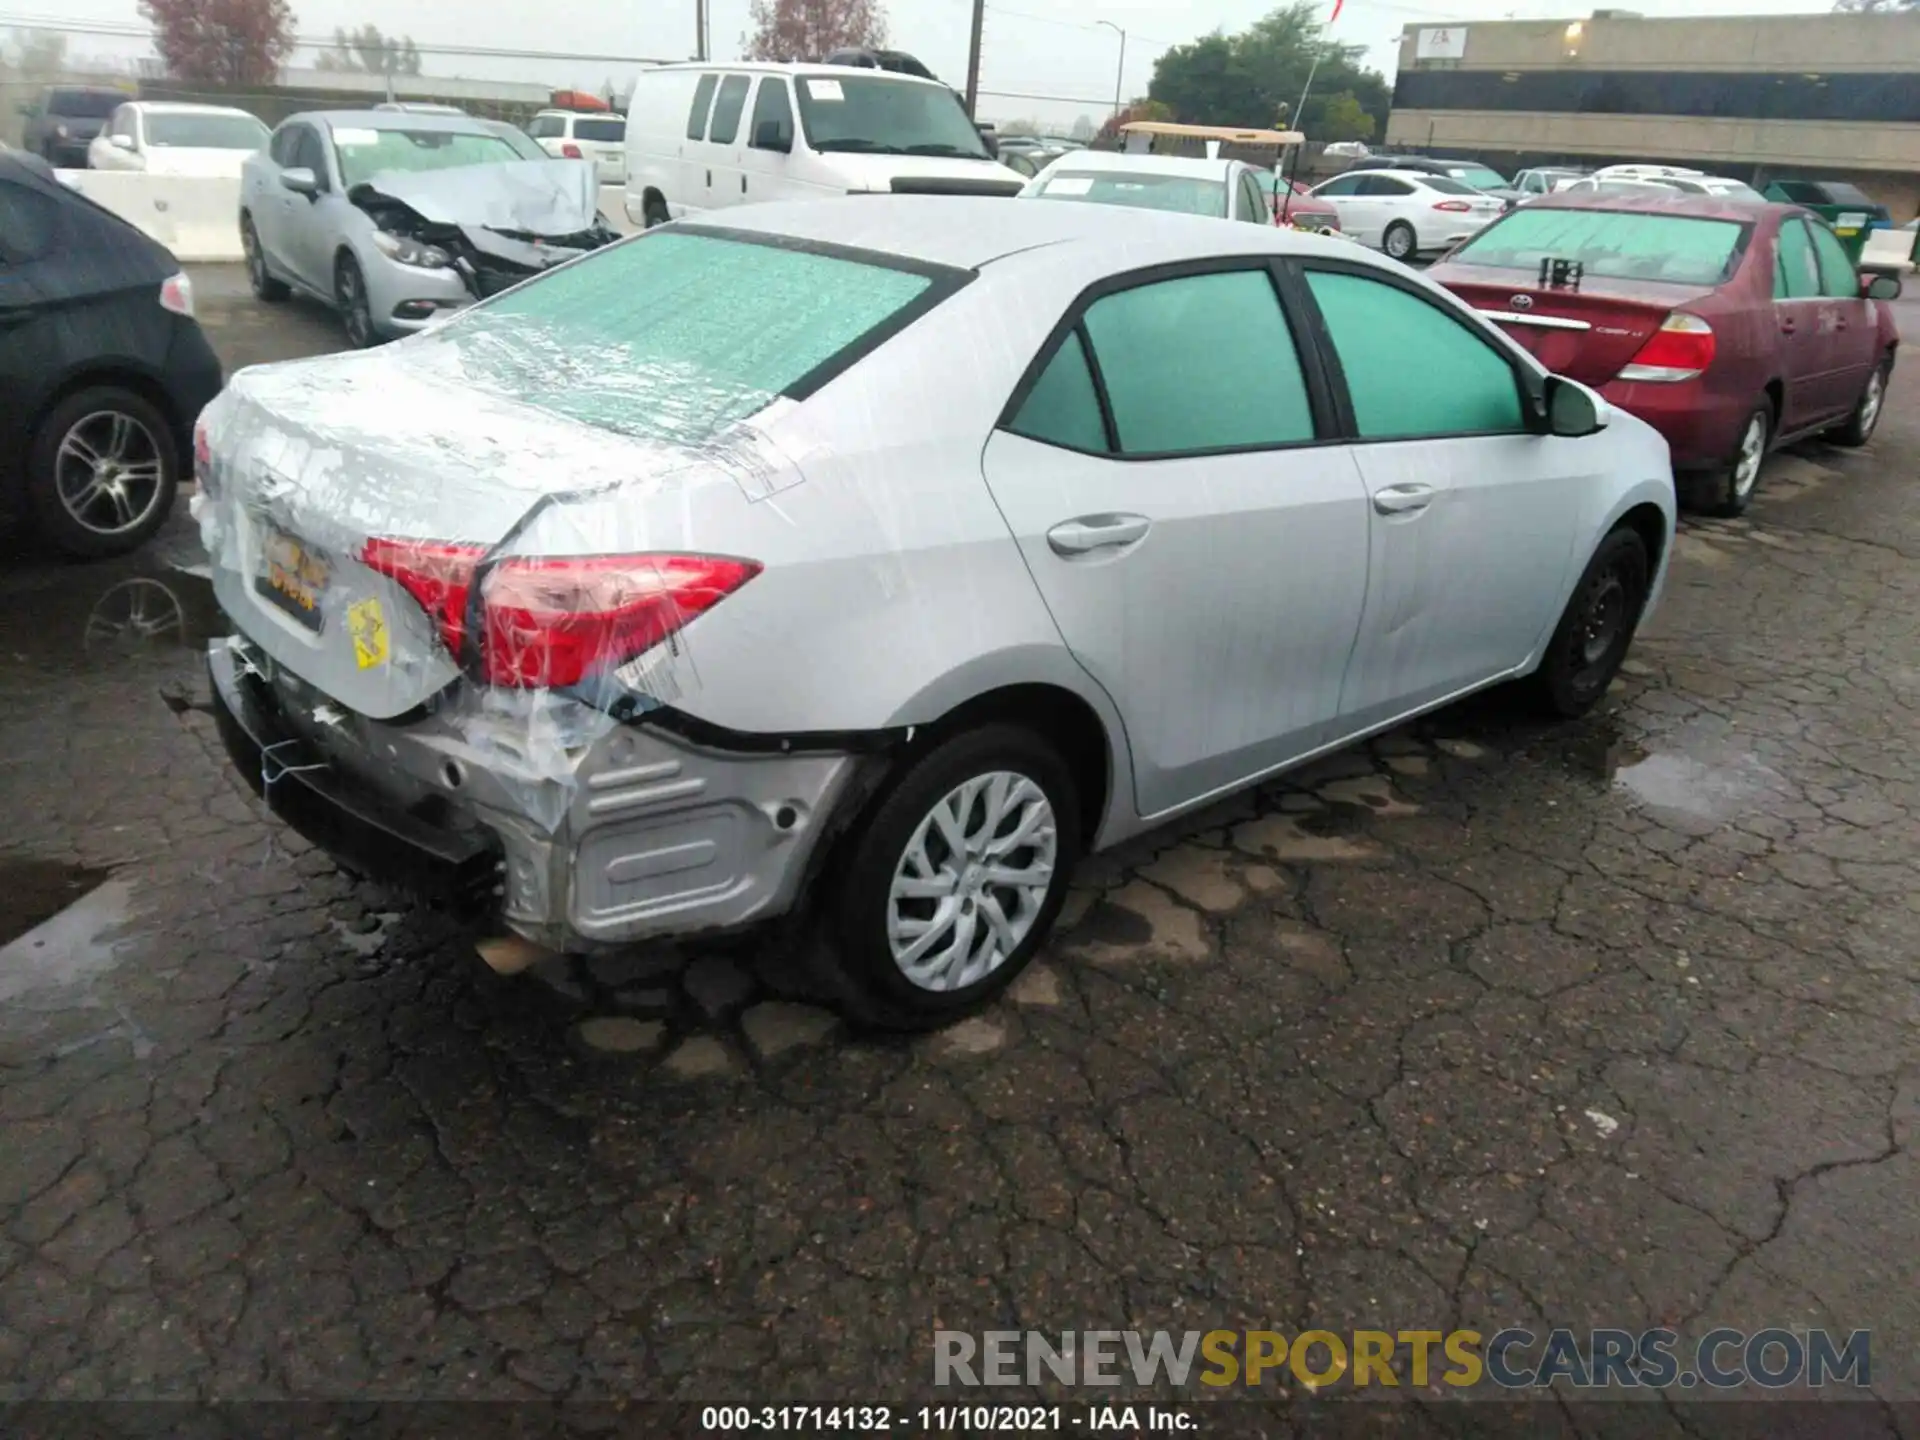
[1779,316,1797,334]
[1046,514,1151,555]
[741,175,747,193]
[706,169,713,186]
[1372,483,1435,516]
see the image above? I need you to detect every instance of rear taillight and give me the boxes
[159,272,194,317]
[561,142,583,158]
[1432,200,1472,213]
[1617,312,1716,383]
[361,540,760,690]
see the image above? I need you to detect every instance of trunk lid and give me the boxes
[1430,265,1716,385]
[195,340,800,720]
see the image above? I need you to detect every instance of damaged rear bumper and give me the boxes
[207,637,871,952]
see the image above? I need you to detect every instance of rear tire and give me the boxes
[28,386,179,560]
[1686,400,1770,517]
[813,725,1081,1031]
[642,194,670,229]
[1523,526,1651,719]
[1826,360,1889,448]
[242,214,289,302]
[1382,221,1417,261]
[335,253,377,349]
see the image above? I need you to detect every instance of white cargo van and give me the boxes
[622,61,1025,227]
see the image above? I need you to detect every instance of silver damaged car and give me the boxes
[198,197,1676,1028]
[240,110,618,346]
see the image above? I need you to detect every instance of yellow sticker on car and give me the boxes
[348,597,389,670]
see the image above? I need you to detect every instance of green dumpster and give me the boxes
[1762,180,1892,265]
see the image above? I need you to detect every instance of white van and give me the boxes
[622,61,1025,227]
[529,108,628,185]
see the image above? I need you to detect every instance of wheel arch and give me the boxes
[23,364,186,475]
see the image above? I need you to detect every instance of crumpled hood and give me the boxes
[350,158,601,235]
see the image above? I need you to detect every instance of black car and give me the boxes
[19,85,129,167]
[0,153,224,558]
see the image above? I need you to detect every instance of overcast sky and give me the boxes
[20,0,1834,129]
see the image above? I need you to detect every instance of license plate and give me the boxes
[255,528,331,632]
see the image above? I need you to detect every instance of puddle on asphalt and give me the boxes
[1568,725,1782,831]
[0,868,138,1001]
[0,545,225,674]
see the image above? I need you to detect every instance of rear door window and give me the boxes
[1080,268,1316,455]
[1305,269,1524,439]
[1360,176,1412,196]
[528,114,565,139]
[1007,330,1109,453]
[708,75,751,145]
[1806,221,1861,299]
[0,179,61,262]
[686,73,718,140]
[1774,218,1821,299]
[575,117,626,144]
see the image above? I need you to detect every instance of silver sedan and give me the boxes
[240,110,617,345]
[198,197,1676,1028]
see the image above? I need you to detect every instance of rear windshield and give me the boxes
[1421,175,1479,196]
[794,74,991,160]
[574,117,626,143]
[331,125,522,187]
[147,113,270,150]
[1446,165,1508,190]
[1031,170,1226,217]
[1451,207,1747,285]
[49,89,124,119]
[437,231,944,445]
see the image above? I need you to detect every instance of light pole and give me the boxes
[1096,20,1126,124]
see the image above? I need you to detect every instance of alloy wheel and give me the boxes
[338,262,372,347]
[244,222,265,291]
[54,411,166,538]
[886,770,1058,993]
[1858,370,1885,439]
[1731,412,1767,500]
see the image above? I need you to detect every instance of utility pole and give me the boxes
[1096,20,1125,122]
[963,0,985,116]
[695,0,707,60]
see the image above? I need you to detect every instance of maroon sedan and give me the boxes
[1259,175,1342,233]
[1427,193,1900,515]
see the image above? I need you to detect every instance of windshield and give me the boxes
[439,232,941,446]
[488,124,549,160]
[331,126,523,187]
[1446,165,1509,191]
[1028,169,1226,217]
[1450,208,1748,286]
[794,74,991,159]
[50,89,124,119]
[146,113,270,150]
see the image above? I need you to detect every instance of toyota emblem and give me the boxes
[1510,294,1535,310]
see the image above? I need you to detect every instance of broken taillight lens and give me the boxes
[159,272,194,317]
[360,540,761,691]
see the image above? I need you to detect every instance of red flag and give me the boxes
[1329,0,1343,20]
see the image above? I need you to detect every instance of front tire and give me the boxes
[1382,220,1417,261]
[1523,526,1651,719]
[1826,360,1889,448]
[817,725,1081,1031]
[335,253,377,349]
[28,386,179,560]
[242,214,289,301]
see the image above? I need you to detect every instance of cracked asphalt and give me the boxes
[1,265,1916,1424]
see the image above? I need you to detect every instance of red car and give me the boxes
[1427,193,1900,515]
[1258,175,1342,233]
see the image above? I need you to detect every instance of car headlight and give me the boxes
[371,231,452,269]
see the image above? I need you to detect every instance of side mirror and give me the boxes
[752,121,791,154]
[110,133,135,151]
[280,166,320,197]
[1545,374,1609,438]
[1862,271,1902,301]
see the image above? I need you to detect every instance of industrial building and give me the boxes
[1384,10,1920,219]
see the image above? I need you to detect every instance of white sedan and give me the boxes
[1020,149,1277,226]
[1310,168,1503,261]
[87,102,270,177]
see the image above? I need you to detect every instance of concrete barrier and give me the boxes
[601,183,640,235]
[56,170,244,263]
[1861,226,1915,274]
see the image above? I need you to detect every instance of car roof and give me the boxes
[128,101,262,117]
[1526,191,1791,223]
[1343,168,1449,184]
[1033,151,1237,180]
[693,194,1361,271]
[284,110,496,134]
[644,60,948,88]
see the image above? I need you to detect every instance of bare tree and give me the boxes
[316,24,424,75]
